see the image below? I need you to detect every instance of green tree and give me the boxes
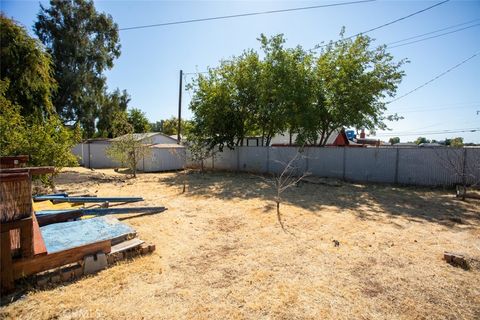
[150,121,163,132]
[158,117,194,136]
[0,80,28,154]
[111,111,133,137]
[106,134,151,178]
[188,32,406,150]
[35,0,121,137]
[128,108,151,133]
[97,89,130,138]
[389,137,400,145]
[0,80,80,169]
[450,137,464,147]
[258,34,313,146]
[415,137,430,145]
[25,116,81,168]
[189,60,244,150]
[299,30,406,145]
[0,14,56,118]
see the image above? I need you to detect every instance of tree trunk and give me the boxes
[182,175,186,193]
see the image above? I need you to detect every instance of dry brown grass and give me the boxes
[2,167,480,319]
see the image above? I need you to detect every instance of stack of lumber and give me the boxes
[0,156,54,292]
[1,156,165,293]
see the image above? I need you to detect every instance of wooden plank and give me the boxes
[34,196,143,203]
[33,200,76,212]
[40,217,135,253]
[110,238,144,254]
[19,217,33,258]
[0,217,32,233]
[0,167,55,175]
[0,173,32,223]
[13,239,111,280]
[35,210,83,227]
[0,155,29,168]
[0,172,29,182]
[110,232,137,246]
[35,206,166,217]
[32,214,47,256]
[0,231,14,292]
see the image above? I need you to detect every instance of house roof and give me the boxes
[325,129,347,145]
[150,143,185,149]
[111,132,177,142]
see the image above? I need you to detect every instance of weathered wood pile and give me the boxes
[0,156,165,294]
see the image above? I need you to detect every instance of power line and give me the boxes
[386,18,480,46]
[350,0,450,37]
[184,71,208,76]
[119,0,375,31]
[389,100,480,110]
[374,128,479,137]
[393,104,479,114]
[388,23,480,49]
[184,1,452,76]
[379,127,479,135]
[315,0,450,49]
[387,51,480,104]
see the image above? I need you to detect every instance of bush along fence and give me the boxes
[188,146,480,187]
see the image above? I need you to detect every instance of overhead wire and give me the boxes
[388,23,480,48]
[393,105,479,114]
[387,51,480,104]
[373,128,479,137]
[386,18,480,45]
[183,1,453,76]
[314,0,451,48]
[119,0,375,31]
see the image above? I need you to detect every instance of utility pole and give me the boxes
[177,70,183,144]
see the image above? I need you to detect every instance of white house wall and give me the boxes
[144,134,178,145]
[138,147,186,172]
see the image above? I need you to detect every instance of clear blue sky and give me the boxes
[2,0,479,143]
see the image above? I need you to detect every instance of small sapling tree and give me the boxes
[434,147,480,200]
[263,150,310,231]
[169,147,188,193]
[107,134,151,178]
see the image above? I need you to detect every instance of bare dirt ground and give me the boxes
[2,167,480,319]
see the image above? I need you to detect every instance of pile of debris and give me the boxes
[0,156,166,294]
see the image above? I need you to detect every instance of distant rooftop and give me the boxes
[111,132,177,142]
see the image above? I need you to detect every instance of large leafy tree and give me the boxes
[151,117,193,136]
[189,32,406,150]
[0,79,80,169]
[128,108,151,133]
[0,15,79,169]
[415,137,430,145]
[35,0,121,137]
[97,89,130,138]
[298,31,406,145]
[257,34,313,146]
[189,61,240,150]
[0,14,56,118]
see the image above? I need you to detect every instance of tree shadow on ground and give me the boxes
[160,170,480,228]
[55,169,132,186]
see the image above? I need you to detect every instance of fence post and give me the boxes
[462,148,467,186]
[88,143,91,169]
[342,148,346,181]
[236,147,240,172]
[266,146,270,174]
[305,147,309,173]
[394,148,399,184]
